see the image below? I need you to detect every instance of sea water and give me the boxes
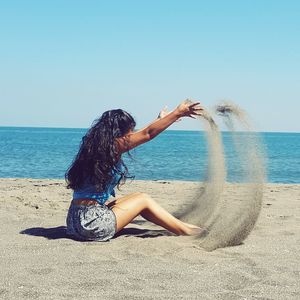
[0,127,299,183]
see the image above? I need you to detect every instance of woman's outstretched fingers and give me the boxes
[189,101,201,107]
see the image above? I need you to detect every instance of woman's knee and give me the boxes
[132,192,153,206]
[138,192,152,199]
[139,193,155,208]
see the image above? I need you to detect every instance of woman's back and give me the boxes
[72,170,121,205]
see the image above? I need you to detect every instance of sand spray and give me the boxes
[174,104,225,227]
[177,100,266,251]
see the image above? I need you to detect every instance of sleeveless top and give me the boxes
[73,170,121,205]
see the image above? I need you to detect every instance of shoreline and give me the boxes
[1,177,299,185]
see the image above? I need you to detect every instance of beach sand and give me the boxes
[0,179,299,299]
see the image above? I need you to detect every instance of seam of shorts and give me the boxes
[109,207,117,236]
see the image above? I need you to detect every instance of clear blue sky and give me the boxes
[0,0,299,132]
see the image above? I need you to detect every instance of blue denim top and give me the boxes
[73,171,121,205]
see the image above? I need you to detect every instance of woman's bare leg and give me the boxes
[109,192,202,235]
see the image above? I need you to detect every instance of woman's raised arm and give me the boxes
[116,100,203,154]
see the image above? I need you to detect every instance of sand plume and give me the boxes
[177,100,266,251]
[174,106,225,226]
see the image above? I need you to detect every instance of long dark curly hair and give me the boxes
[65,109,136,191]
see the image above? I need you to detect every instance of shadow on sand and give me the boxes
[20,225,172,241]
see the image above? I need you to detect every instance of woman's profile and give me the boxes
[65,100,204,241]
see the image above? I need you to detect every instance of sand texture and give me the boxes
[0,179,299,300]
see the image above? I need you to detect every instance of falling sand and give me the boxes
[174,105,225,226]
[177,100,266,251]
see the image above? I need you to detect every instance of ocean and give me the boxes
[0,127,299,183]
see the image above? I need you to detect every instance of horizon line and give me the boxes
[0,125,299,134]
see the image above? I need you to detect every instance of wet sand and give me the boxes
[0,178,299,299]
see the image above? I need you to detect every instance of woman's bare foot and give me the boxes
[183,224,208,237]
[183,222,201,229]
[186,228,203,235]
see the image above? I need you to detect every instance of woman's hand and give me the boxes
[175,99,203,119]
[158,106,181,122]
[158,106,169,119]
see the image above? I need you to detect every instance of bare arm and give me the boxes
[116,100,203,154]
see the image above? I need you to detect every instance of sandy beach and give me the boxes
[0,178,299,299]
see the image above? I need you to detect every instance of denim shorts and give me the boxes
[66,201,117,242]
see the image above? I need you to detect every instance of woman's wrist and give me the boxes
[172,108,182,119]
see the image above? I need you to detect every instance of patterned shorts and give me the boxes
[66,202,117,242]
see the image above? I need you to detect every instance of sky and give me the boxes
[0,0,299,132]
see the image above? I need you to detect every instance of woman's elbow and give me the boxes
[143,132,152,142]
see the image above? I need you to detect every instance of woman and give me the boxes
[65,100,203,241]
